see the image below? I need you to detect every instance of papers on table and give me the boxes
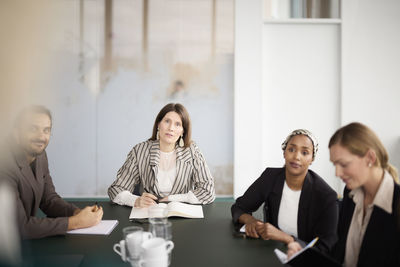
[67,220,118,235]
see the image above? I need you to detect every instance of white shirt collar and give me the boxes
[349,170,394,214]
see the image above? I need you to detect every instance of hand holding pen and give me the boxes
[93,201,100,211]
[134,192,159,208]
[68,203,103,230]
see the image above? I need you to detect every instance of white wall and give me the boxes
[42,0,235,197]
[262,22,341,194]
[341,0,400,172]
[234,0,400,198]
[46,55,234,197]
[234,0,264,198]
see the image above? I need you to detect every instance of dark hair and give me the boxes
[149,103,192,148]
[329,122,398,183]
[14,105,52,128]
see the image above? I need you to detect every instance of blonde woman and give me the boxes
[288,122,400,266]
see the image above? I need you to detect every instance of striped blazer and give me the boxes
[108,140,215,204]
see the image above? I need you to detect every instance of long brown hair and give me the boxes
[329,122,399,183]
[149,103,192,148]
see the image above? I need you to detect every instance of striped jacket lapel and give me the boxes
[170,144,193,194]
[149,141,161,196]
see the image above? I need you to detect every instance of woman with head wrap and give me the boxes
[231,129,338,253]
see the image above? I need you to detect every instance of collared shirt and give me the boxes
[344,171,394,267]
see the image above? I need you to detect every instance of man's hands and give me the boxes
[68,205,103,230]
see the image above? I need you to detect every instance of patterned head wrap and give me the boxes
[281,129,318,159]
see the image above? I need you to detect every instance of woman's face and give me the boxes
[284,134,314,177]
[329,144,370,190]
[158,111,184,146]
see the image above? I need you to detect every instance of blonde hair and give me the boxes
[329,122,399,183]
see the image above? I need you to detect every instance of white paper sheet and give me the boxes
[67,220,118,235]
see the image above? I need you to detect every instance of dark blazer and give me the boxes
[332,184,400,266]
[231,167,338,253]
[0,138,78,239]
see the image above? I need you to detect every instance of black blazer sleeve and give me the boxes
[300,173,338,253]
[231,168,338,254]
[231,168,275,225]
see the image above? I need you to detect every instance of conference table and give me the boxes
[22,200,285,267]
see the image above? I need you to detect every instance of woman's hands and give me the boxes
[239,213,261,238]
[244,217,261,238]
[238,214,295,244]
[287,241,302,259]
[134,192,159,208]
[257,223,295,244]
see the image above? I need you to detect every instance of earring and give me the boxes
[156,129,160,140]
[368,163,372,167]
[179,135,184,147]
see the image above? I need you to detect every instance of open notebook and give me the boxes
[129,202,203,220]
[274,237,341,267]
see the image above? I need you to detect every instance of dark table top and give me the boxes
[22,200,285,267]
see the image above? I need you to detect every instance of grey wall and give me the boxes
[45,54,233,197]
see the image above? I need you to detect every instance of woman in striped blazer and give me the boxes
[108,103,215,207]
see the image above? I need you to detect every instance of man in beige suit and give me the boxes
[0,105,103,239]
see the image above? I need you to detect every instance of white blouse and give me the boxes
[112,149,200,206]
[157,150,177,196]
[277,181,301,238]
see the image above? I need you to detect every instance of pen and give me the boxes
[233,232,247,239]
[130,218,149,224]
[93,201,99,211]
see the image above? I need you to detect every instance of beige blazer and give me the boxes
[108,140,215,204]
